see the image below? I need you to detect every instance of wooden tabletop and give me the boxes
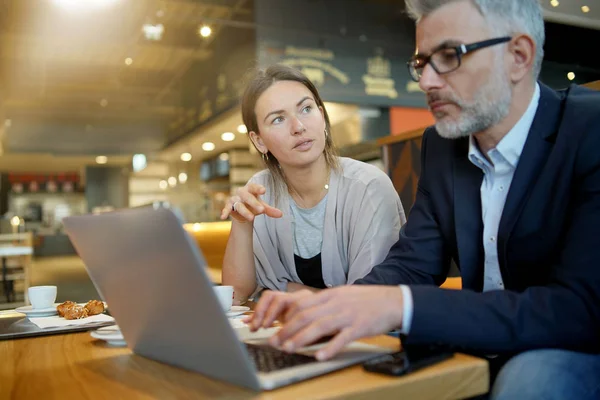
[0,331,489,399]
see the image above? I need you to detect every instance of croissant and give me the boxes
[56,301,77,317]
[63,305,88,320]
[84,300,105,316]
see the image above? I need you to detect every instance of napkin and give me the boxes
[28,314,115,329]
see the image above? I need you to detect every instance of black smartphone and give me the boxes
[362,344,453,376]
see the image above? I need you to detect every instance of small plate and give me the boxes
[90,326,126,346]
[14,304,59,318]
[15,301,108,318]
[226,306,251,318]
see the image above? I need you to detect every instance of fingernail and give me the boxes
[315,351,325,361]
[283,341,294,352]
[269,336,280,347]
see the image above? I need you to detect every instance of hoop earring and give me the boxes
[262,152,269,162]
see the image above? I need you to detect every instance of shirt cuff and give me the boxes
[398,285,414,335]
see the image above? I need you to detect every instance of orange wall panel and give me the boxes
[390,107,435,136]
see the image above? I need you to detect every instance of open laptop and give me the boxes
[62,206,392,391]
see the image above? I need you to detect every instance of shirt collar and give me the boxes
[468,83,541,169]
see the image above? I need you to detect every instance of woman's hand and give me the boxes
[220,183,283,223]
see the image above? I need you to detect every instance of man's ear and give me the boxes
[249,131,267,154]
[507,33,535,83]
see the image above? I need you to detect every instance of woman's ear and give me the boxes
[249,131,267,154]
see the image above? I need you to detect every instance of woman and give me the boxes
[220,64,405,304]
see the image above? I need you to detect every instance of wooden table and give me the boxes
[0,331,488,399]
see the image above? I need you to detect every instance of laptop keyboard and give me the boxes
[245,343,317,373]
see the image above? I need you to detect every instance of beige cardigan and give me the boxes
[249,157,406,294]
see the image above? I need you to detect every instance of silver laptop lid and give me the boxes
[63,207,262,390]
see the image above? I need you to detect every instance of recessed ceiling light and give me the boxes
[221,132,235,142]
[581,5,590,13]
[132,154,147,172]
[159,180,168,190]
[219,153,229,161]
[100,98,108,107]
[567,72,576,81]
[167,176,177,187]
[96,156,108,164]
[237,124,248,134]
[202,142,215,151]
[142,23,164,41]
[4,119,11,128]
[178,172,188,183]
[180,152,192,162]
[199,25,212,38]
[550,0,559,7]
[125,57,133,66]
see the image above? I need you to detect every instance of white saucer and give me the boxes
[90,326,126,346]
[14,304,59,318]
[226,306,251,318]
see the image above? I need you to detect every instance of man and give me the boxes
[246,0,600,398]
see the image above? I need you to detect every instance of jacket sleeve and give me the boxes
[355,129,452,286]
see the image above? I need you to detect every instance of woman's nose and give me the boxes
[291,116,306,135]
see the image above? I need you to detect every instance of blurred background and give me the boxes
[0,0,597,259]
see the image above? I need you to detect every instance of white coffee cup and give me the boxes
[28,286,57,309]
[213,285,234,312]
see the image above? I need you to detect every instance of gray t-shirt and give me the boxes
[290,194,328,259]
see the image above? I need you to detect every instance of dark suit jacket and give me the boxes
[356,83,600,354]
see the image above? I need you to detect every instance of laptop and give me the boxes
[62,206,392,391]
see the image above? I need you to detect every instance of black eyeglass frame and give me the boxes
[407,36,512,82]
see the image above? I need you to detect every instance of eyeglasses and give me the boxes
[407,36,512,82]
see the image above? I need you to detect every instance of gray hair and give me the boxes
[405,0,545,79]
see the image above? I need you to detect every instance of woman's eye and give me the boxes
[272,116,283,124]
[302,105,312,113]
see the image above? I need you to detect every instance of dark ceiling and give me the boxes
[0,0,253,156]
[0,0,598,162]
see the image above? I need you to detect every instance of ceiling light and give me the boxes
[96,156,108,164]
[219,153,229,161]
[199,25,212,38]
[202,142,215,151]
[100,98,108,107]
[156,9,164,17]
[125,57,133,66]
[52,0,119,12]
[132,154,147,172]
[167,176,177,187]
[180,152,192,162]
[550,0,559,7]
[581,5,590,13]
[192,223,201,232]
[159,180,168,190]
[142,23,164,41]
[567,72,576,81]
[4,119,11,128]
[221,132,235,142]
[237,124,248,134]
[178,172,188,183]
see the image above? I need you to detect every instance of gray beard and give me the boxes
[433,74,512,139]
